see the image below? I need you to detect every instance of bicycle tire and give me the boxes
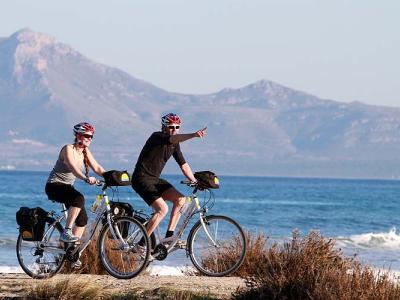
[16,218,65,279]
[187,215,247,277]
[98,216,150,279]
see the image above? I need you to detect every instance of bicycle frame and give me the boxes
[42,184,128,258]
[148,189,217,255]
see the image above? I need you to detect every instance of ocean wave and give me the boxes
[217,198,336,206]
[336,227,400,249]
[0,237,16,247]
[0,265,23,273]
[0,264,193,276]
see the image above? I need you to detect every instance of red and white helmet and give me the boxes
[73,122,95,136]
[161,113,181,126]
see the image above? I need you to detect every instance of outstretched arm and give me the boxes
[180,163,197,182]
[169,127,207,144]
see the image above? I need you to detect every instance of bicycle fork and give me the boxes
[199,213,218,247]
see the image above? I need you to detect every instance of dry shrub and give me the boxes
[232,231,400,300]
[196,234,248,276]
[233,231,267,277]
[61,231,107,274]
[30,275,110,299]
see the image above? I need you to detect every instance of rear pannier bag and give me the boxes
[16,207,48,241]
[194,171,220,190]
[103,170,131,186]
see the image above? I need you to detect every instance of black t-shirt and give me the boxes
[132,131,186,180]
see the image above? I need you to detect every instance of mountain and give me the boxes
[1,28,400,178]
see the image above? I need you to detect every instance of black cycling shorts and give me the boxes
[45,182,88,227]
[131,178,173,206]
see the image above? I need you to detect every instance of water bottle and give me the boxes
[180,196,192,215]
[91,194,103,213]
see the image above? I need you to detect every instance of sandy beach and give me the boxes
[0,273,246,299]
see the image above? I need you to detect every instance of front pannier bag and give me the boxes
[104,201,134,239]
[16,207,48,241]
[103,170,131,186]
[194,171,220,190]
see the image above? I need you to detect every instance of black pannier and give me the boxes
[103,170,131,186]
[16,207,48,241]
[194,171,220,190]
[104,201,134,239]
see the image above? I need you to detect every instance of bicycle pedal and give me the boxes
[71,260,82,269]
[176,240,186,247]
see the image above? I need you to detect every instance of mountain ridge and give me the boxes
[1,28,400,178]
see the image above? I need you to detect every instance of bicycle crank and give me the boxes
[65,245,79,262]
[153,244,168,261]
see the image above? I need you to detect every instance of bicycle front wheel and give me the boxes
[98,216,150,279]
[16,219,65,279]
[188,215,247,276]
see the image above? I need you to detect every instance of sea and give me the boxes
[2,171,400,276]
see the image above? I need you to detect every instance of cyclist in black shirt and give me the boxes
[131,113,207,240]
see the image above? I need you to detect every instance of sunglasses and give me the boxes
[82,134,94,139]
[168,125,180,130]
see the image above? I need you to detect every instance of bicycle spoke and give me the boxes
[16,222,65,279]
[99,216,150,279]
[188,215,246,276]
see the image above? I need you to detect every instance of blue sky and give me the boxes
[1,0,399,107]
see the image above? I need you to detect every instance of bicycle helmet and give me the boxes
[161,113,182,126]
[73,122,95,136]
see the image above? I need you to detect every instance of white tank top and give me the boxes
[47,145,84,185]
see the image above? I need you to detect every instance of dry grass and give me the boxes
[61,231,107,275]
[133,287,216,300]
[231,231,400,300]
[29,276,110,299]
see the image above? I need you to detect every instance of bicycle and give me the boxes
[135,177,247,277]
[16,179,151,279]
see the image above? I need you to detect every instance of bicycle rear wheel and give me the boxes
[187,215,246,276]
[16,219,65,279]
[98,216,150,279]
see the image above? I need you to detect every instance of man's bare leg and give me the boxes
[162,188,185,233]
[146,198,168,236]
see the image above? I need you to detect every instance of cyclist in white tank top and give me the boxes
[45,122,105,244]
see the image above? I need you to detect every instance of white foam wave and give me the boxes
[0,264,193,276]
[0,265,23,273]
[337,227,400,249]
[147,265,195,276]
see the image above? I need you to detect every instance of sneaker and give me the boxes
[71,259,82,269]
[60,229,79,243]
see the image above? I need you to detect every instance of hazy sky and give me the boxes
[1,0,399,107]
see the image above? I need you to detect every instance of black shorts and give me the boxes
[45,182,88,227]
[131,178,173,206]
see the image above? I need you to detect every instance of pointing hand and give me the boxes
[196,127,207,138]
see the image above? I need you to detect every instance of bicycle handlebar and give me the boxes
[180,180,198,187]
